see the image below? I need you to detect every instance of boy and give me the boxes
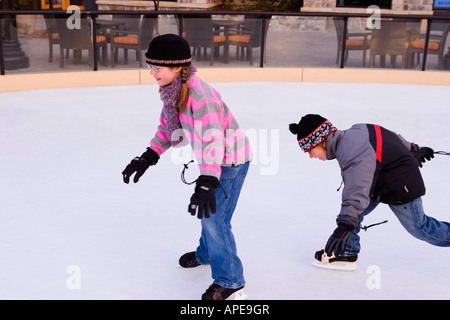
[289,114,450,270]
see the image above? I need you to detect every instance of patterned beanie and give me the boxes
[145,34,191,67]
[289,114,337,152]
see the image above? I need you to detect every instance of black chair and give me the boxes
[409,21,450,69]
[333,17,371,67]
[227,16,270,66]
[55,17,107,68]
[181,15,226,66]
[43,14,62,63]
[110,15,157,67]
[140,16,158,51]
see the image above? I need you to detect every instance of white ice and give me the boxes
[1,81,449,300]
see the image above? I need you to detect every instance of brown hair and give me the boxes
[318,140,327,151]
[158,66,189,113]
[177,66,189,113]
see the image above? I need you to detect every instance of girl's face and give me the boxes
[149,65,181,86]
[308,143,327,161]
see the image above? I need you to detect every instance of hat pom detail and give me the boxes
[289,123,299,134]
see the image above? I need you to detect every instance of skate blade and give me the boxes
[227,288,248,300]
[312,260,357,271]
[176,264,208,269]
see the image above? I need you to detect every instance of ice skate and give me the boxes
[201,283,248,300]
[312,249,357,271]
[178,251,201,268]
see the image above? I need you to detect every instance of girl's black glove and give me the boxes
[188,175,220,219]
[324,223,355,256]
[122,148,159,184]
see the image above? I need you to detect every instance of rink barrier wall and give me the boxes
[1,68,450,92]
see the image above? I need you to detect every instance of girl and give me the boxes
[289,114,450,270]
[122,34,252,300]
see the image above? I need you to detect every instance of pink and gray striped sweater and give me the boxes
[150,75,252,179]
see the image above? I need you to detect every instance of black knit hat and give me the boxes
[289,114,337,152]
[145,34,191,67]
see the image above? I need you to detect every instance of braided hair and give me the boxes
[177,66,189,113]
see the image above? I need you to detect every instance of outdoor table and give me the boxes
[96,19,126,30]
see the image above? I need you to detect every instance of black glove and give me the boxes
[122,148,159,184]
[188,175,220,219]
[411,143,434,168]
[324,223,355,256]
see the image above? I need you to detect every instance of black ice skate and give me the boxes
[312,249,358,271]
[178,251,200,268]
[202,283,248,300]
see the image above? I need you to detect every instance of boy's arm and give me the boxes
[336,144,377,226]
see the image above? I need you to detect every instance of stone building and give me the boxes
[96,0,435,14]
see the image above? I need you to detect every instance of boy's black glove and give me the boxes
[188,175,220,219]
[122,148,159,184]
[411,143,434,168]
[324,223,355,257]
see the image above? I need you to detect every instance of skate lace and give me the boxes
[180,160,229,199]
[181,160,197,185]
[361,220,388,231]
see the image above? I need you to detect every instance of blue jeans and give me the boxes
[195,162,249,289]
[345,197,450,256]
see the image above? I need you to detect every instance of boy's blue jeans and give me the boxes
[345,197,450,256]
[195,162,249,289]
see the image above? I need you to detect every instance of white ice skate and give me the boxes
[227,287,248,300]
[202,284,248,300]
[312,250,357,271]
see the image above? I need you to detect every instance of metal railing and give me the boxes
[1,9,450,75]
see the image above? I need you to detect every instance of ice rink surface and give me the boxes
[1,81,449,299]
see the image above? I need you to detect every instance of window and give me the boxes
[336,0,391,9]
[434,0,450,10]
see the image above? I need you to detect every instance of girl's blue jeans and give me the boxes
[195,162,249,289]
[345,197,450,256]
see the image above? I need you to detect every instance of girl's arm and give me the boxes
[150,112,172,156]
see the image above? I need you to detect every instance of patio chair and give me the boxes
[140,16,158,51]
[333,17,371,67]
[408,21,450,69]
[43,14,66,63]
[55,17,107,68]
[110,15,156,67]
[227,16,270,66]
[181,15,226,66]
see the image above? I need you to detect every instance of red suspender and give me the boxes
[374,125,383,163]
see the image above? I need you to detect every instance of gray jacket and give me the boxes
[327,123,425,226]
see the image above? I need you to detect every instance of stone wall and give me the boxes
[97,0,435,13]
[302,0,434,13]
[96,0,222,10]
[96,0,435,32]
[296,0,434,31]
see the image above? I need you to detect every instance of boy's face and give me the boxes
[308,144,327,161]
[149,65,181,86]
